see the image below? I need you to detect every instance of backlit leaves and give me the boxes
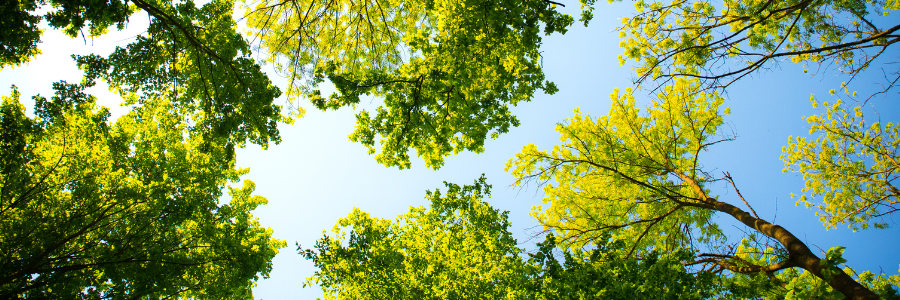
[76,0,288,150]
[245,0,573,169]
[594,0,900,92]
[0,85,284,299]
[300,176,527,299]
[507,78,729,253]
[302,177,736,299]
[783,95,900,230]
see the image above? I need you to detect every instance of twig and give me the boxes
[725,171,760,220]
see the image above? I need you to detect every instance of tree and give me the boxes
[1,0,295,297]
[0,83,285,298]
[0,0,45,67]
[590,0,900,94]
[300,176,528,299]
[782,95,900,231]
[301,176,742,300]
[507,78,898,299]
[4,0,291,150]
[243,0,574,169]
[526,233,736,300]
[586,0,900,232]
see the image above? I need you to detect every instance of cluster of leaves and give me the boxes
[77,0,290,149]
[782,92,899,231]
[1,0,298,297]
[507,78,729,254]
[526,232,732,300]
[0,84,284,298]
[591,0,900,91]
[0,0,133,67]
[508,77,896,299]
[5,0,290,150]
[302,177,742,299]
[244,0,574,169]
[300,176,528,299]
[725,237,900,299]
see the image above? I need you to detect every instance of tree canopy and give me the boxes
[508,78,728,254]
[5,0,291,150]
[0,84,284,298]
[596,0,900,93]
[3,0,900,298]
[782,96,900,231]
[300,176,527,299]
[1,0,292,297]
[237,0,900,298]
[244,0,573,169]
[508,78,898,299]
[301,177,737,299]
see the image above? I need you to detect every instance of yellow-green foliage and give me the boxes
[5,0,288,148]
[0,84,284,299]
[244,0,573,169]
[302,177,737,299]
[301,176,527,299]
[729,236,900,299]
[507,78,728,253]
[782,94,899,230]
[598,0,900,87]
[73,0,288,149]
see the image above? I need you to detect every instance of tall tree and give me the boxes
[301,177,737,299]
[574,0,900,230]
[2,0,293,297]
[587,0,900,94]
[507,78,897,299]
[782,95,899,231]
[3,0,291,150]
[300,176,528,299]
[0,84,285,299]
[243,0,574,169]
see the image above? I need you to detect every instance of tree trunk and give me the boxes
[711,199,879,300]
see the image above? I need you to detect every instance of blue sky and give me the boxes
[1,2,898,299]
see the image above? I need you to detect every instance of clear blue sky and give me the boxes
[1,2,898,299]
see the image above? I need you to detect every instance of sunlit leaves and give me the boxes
[595,0,900,91]
[506,78,894,298]
[75,0,288,150]
[303,176,736,299]
[301,176,528,299]
[0,0,134,68]
[782,96,900,230]
[730,238,900,299]
[2,0,289,149]
[245,0,573,169]
[507,78,729,253]
[0,0,43,68]
[0,85,284,299]
[527,233,729,300]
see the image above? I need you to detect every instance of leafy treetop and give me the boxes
[508,78,889,299]
[300,176,528,299]
[301,176,740,299]
[4,0,290,150]
[244,0,574,169]
[783,94,900,231]
[583,0,900,93]
[508,78,729,254]
[0,84,285,299]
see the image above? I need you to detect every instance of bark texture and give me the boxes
[677,172,879,300]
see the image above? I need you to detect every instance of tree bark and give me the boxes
[711,199,878,300]
[673,172,878,300]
